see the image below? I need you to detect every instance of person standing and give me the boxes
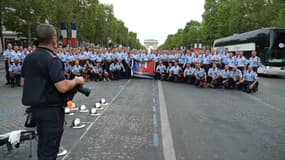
[21,24,85,160]
[3,43,15,85]
[248,50,261,72]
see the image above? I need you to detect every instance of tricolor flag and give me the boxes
[60,23,67,46]
[131,59,155,79]
[71,23,77,47]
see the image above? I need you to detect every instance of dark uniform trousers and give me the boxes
[185,75,195,84]
[240,80,259,92]
[32,107,64,160]
[155,72,166,80]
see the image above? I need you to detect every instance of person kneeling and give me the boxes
[90,63,103,81]
[9,58,22,87]
[155,60,167,80]
[168,62,181,82]
[239,65,258,93]
[207,63,220,88]
[229,65,243,89]
[184,63,195,84]
[219,65,231,88]
[194,63,206,88]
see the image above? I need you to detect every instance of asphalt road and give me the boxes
[0,74,285,160]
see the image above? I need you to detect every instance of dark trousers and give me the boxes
[9,74,21,86]
[32,107,64,160]
[5,60,10,83]
[155,72,166,80]
[241,80,259,92]
[203,64,211,74]
[185,75,195,84]
[207,76,221,88]
[228,78,239,89]
[110,70,122,80]
[90,73,103,81]
[194,78,206,86]
[169,75,178,82]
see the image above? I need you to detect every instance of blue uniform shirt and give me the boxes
[211,54,221,64]
[194,68,206,78]
[243,70,258,82]
[115,63,124,71]
[156,65,167,73]
[3,49,15,60]
[96,56,103,62]
[236,56,248,67]
[184,67,195,75]
[248,56,261,67]
[170,66,181,75]
[230,69,242,80]
[202,55,212,65]
[227,57,236,67]
[93,66,103,73]
[208,67,220,79]
[9,63,22,72]
[192,56,202,64]
[221,53,229,64]
[185,54,193,64]
[64,64,71,73]
[219,69,231,79]
[72,65,82,74]
[89,53,97,61]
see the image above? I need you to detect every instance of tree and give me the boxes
[1,0,143,48]
[160,0,285,49]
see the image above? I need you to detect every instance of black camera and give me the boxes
[66,85,91,101]
[77,85,91,97]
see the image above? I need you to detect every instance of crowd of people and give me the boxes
[3,43,260,93]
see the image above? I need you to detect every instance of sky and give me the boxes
[99,0,205,45]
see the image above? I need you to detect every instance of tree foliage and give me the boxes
[1,0,144,49]
[160,0,285,50]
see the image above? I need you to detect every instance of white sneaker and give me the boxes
[57,146,67,157]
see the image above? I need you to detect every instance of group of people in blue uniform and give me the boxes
[154,48,260,93]
[3,44,260,93]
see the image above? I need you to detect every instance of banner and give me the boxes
[60,23,67,46]
[71,23,77,47]
[131,59,155,79]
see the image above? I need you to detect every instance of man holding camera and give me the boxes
[21,24,85,160]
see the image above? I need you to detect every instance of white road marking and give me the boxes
[62,79,131,160]
[158,81,177,160]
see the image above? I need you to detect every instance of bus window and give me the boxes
[270,32,285,64]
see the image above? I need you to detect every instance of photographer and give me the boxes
[21,24,85,160]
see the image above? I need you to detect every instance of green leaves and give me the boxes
[1,0,142,48]
[160,0,285,49]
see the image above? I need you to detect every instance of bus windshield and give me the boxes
[270,31,285,65]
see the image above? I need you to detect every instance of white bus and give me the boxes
[213,28,285,76]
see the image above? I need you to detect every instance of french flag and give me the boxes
[131,59,155,79]
[71,23,77,47]
[60,23,67,46]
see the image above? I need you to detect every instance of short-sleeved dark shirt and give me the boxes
[22,47,65,84]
